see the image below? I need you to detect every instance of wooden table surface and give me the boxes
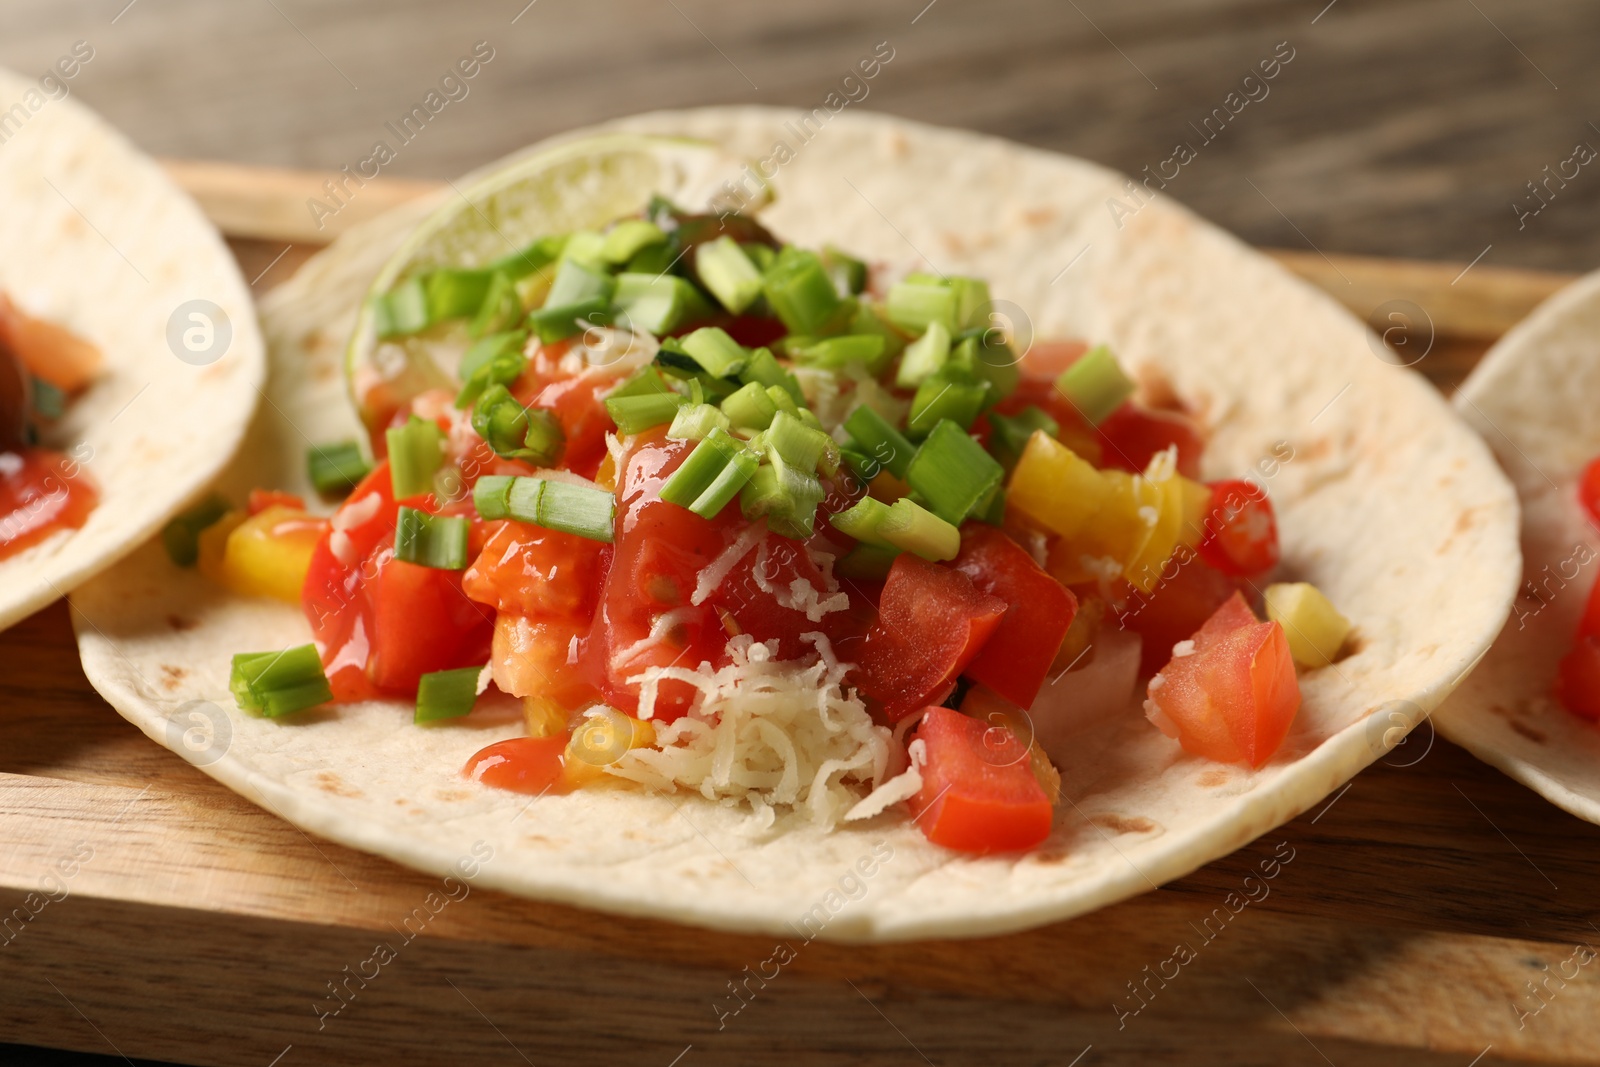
[5,2,1600,1063]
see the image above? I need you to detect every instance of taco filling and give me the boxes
[0,291,100,561]
[194,198,1353,854]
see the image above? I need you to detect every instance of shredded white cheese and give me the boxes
[691,523,766,606]
[606,633,892,827]
[1171,639,1196,658]
[846,738,926,821]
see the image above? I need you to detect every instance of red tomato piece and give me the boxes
[489,614,598,706]
[1118,550,1243,676]
[1557,634,1600,720]
[1096,405,1204,480]
[302,460,493,700]
[1579,576,1600,640]
[1198,480,1281,577]
[855,555,1007,722]
[464,735,574,795]
[1145,592,1301,767]
[1581,456,1600,530]
[462,520,605,621]
[247,488,307,515]
[952,526,1078,707]
[910,705,1053,853]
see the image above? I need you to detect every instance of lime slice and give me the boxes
[346,134,762,430]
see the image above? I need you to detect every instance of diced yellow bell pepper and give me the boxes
[1264,582,1352,668]
[564,710,656,786]
[1074,469,1161,569]
[196,510,247,584]
[1007,431,1109,538]
[1123,454,1210,593]
[213,505,327,604]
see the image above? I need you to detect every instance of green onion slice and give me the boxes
[667,402,731,441]
[895,320,952,389]
[679,326,749,378]
[394,506,470,570]
[721,380,779,431]
[878,497,960,561]
[470,272,522,338]
[905,419,1004,526]
[830,496,894,545]
[907,373,989,436]
[765,410,835,476]
[763,247,843,335]
[1055,344,1134,426]
[740,451,824,540]
[843,404,914,480]
[472,385,565,465]
[414,666,483,724]
[307,440,372,497]
[387,416,445,499]
[500,477,615,542]
[659,428,758,519]
[601,219,667,265]
[696,236,765,314]
[606,391,686,435]
[473,475,514,520]
[161,492,233,567]
[454,330,529,409]
[612,272,706,335]
[789,334,888,373]
[885,281,958,334]
[987,406,1059,471]
[230,644,332,718]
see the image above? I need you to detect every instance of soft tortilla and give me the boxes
[71,109,1519,942]
[0,67,263,631]
[1434,270,1600,823]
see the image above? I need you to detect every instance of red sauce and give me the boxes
[463,735,574,795]
[0,448,97,561]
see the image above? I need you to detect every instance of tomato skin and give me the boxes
[1146,592,1301,767]
[1096,406,1204,480]
[302,460,493,701]
[952,526,1077,708]
[463,520,605,620]
[910,705,1053,853]
[1581,456,1600,529]
[856,555,1007,722]
[1199,480,1280,578]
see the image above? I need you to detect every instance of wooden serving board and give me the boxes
[2,162,1592,1067]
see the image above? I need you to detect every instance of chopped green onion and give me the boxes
[987,406,1059,471]
[843,404,914,480]
[307,440,372,497]
[625,241,678,275]
[878,497,961,561]
[488,234,566,281]
[660,428,758,518]
[885,281,957,334]
[840,446,880,483]
[470,271,522,338]
[605,391,686,435]
[680,327,748,378]
[959,327,1021,403]
[454,330,529,408]
[849,302,908,363]
[695,449,761,519]
[425,269,495,323]
[414,666,482,724]
[836,542,901,580]
[763,247,843,335]
[978,484,1007,526]
[373,277,429,338]
[545,257,614,307]
[905,419,1004,526]
[821,245,868,295]
[30,377,65,420]
[395,506,470,569]
[602,219,667,265]
[830,496,894,545]
[765,410,835,475]
[559,230,608,268]
[1055,344,1134,426]
[739,346,803,404]
[161,492,232,566]
[612,272,707,335]
[473,475,514,519]
[739,451,825,540]
[472,385,565,464]
[387,416,445,499]
[742,242,777,272]
[721,380,779,431]
[230,644,332,718]
[609,366,673,399]
[526,297,612,344]
[505,477,616,542]
[895,320,951,389]
[947,276,991,330]
[667,402,731,440]
[789,334,888,373]
[907,373,989,436]
[696,236,765,313]
[766,384,799,417]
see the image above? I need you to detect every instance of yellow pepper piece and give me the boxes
[564,709,656,785]
[523,695,570,738]
[1264,582,1352,668]
[1074,469,1160,569]
[214,505,326,604]
[196,510,247,584]
[1124,451,1210,593]
[1007,431,1109,539]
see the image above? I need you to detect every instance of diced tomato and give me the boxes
[855,555,1007,721]
[1096,406,1204,480]
[463,520,605,621]
[1557,634,1600,720]
[1581,456,1600,530]
[1198,480,1280,577]
[464,735,574,795]
[719,314,788,350]
[952,526,1077,707]
[1145,592,1300,767]
[1579,577,1600,640]
[1017,339,1088,381]
[910,705,1053,853]
[247,488,306,515]
[1118,550,1243,676]
[302,460,493,700]
[489,614,597,707]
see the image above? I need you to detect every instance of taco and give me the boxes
[0,66,263,630]
[71,110,1518,941]
[1433,269,1600,822]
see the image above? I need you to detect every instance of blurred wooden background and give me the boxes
[4,0,1600,271]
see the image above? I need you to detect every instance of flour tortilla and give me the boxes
[0,67,263,630]
[71,109,1518,942]
[1433,270,1600,823]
